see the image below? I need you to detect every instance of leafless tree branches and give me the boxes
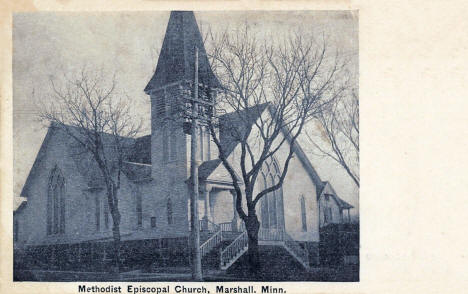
[205,25,350,271]
[306,88,359,187]
[38,67,143,272]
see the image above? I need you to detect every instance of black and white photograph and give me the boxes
[12,10,359,282]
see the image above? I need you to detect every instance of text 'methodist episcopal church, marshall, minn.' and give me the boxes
[13,11,354,273]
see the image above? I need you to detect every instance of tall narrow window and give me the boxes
[151,217,156,228]
[95,196,100,231]
[59,183,65,234]
[167,198,173,225]
[53,184,59,234]
[104,198,109,230]
[324,207,332,224]
[14,219,18,242]
[169,123,177,161]
[260,173,269,229]
[157,95,166,117]
[300,195,307,232]
[162,127,168,162]
[47,167,65,235]
[136,193,142,228]
[268,175,277,228]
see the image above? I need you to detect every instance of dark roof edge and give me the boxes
[14,201,27,214]
[319,181,354,209]
[20,123,56,198]
[266,105,323,194]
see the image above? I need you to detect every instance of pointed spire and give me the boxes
[144,11,221,93]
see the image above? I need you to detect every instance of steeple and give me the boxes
[144,11,221,93]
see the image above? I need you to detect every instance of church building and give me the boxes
[14,11,353,273]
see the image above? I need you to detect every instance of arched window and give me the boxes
[268,174,277,228]
[260,173,269,228]
[169,123,177,161]
[300,195,307,232]
[167,198,173,225]
[104,199,109,230]
[136,192,142,228]
[95,196,100,231]
[259,157,282,230]
[162,127,168,162]
[47,166,65,235]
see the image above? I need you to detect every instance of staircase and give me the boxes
[198,221,310,272]
[219,231,248,270]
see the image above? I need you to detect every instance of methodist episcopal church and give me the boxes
[14,11,353,273]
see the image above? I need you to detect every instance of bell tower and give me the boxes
[144,11,220,228]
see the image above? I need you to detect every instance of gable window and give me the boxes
[167,198,173,225]
[151,217,157,228]
[300,195,307,232]
[47,167,65,235]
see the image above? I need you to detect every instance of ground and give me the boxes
[14,265,358,282]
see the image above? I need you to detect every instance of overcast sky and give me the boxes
[13,11,358,212]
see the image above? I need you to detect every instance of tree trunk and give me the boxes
[105,181,121,274]
[111,212,121,273]
[245,214,260,275]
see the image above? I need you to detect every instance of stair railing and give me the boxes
[283,232,310,270]
[219,222,232,232]
[199,221,223,258]
[258,228,284,241]
[220,230,248,269]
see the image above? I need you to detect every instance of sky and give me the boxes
[13,11,358,213]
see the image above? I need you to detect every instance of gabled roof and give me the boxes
[20,123,152,197]
[144,11,220,93]
[197,103,326,192]
[122,161,152,182]
[14,201,27,215]
[197,103,269,182]
[319,181,353,209]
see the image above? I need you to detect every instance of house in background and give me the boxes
[13,11,353,275]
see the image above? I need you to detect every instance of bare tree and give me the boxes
[306,88,359,187]
[205,26,349,273]
[39,67,142,272]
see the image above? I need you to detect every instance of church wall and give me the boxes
[20,129,98,245]
[239,111,320,242]
[210,190,235,224]
[275,145,320,242]
[150,84,190,235]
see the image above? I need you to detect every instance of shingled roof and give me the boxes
[144,11,221,93]
[197,103,269,182]
[20,124,152,197]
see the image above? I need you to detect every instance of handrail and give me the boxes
[283,232,310,270]
[258,228,284,241]
[219,222,232,232]
[220,231,248,269]
[199,222,223,258]
[199,218,220,233]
